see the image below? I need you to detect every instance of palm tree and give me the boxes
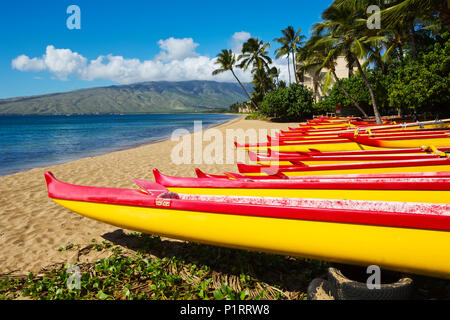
[274,26,306,83]
[297,38,327,103]
[312,4,383,123]
[380,0,450,33]
[298,36,369,117]
[334,0,449,58]
[212,49,258,110]
[251,66,278,102]
[274,39,292,84]
[323,50,370,118]
[238,38,273,98]
[238,38,272,72]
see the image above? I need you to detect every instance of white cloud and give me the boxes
[43,46,87,80]
[156,37,199,61]
[232,31,251,42]
[230,31,251,54]
[11,33,283,84]
[11,55,46,72]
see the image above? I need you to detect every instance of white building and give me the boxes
[301,56,359,102]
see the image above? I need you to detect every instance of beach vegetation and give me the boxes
[219,0,449,122]
[1,233,450,300]
[259,83,314,121]
[0,234,329,300]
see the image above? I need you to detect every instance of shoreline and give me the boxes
[0,116,297,274]
[0,114,243,178]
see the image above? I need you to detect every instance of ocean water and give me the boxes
[0,113,239,177]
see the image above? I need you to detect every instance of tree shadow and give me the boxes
[102,229,329,293]
[102,229,450,300]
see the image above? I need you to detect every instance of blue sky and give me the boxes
[0,0,333,99]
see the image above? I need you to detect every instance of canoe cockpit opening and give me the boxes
[157,191,180,199]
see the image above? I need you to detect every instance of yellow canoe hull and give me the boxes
[256,159,426,166]
[281,123,449,136]
[53,199,450,278]
[166,187,450,204]
[245,142,381,152]
[243,164,450,177]
[374,137,450,149]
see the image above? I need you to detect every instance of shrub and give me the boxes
[312,98,336,115]
[386,39,450,117]
[260,83,314,121]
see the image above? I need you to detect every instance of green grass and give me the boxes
[1,232,449,300]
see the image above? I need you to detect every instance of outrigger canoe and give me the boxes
[236,132,450,152]
[248,147,450,165]
[152,169,450,204]
[341,132,450,149]
[280,119,450,135]
[194,168,450,180]
[237,158,450,176]
[251,146,450,160]
[253,153,447,166]
[273,129,450,141]
[45,171,450,278]
[234,139,381,152]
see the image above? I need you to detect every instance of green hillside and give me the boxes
[0,81,251,114]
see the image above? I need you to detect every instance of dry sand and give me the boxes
[0,117,297,274]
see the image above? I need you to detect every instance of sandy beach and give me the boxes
[0,117,297,275]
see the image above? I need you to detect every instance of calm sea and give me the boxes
[0,113,239,177]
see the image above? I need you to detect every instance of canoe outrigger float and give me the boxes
[152,169,450,204]
[45,171,450,278]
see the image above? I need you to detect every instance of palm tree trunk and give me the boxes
[347,54,354,78]
[438,3,450,33]
[287,53,291,84]
[331,69,368,118]
[410,20,417,60]
[313,78,319,103]
[397,44,404,62]
[231,69,259,110]
[292,49,298,83]
[352,55,382,124]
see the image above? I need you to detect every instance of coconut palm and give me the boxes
[238,38,272,98]
[312,4,384,123]
[274,26,306,83]
[212,49,258,110]
[274,39,292,84]
[251,66,279,102]
[334,0,449,58]
[238,38,272,72]
[298,36,369,117]
[380,0,450,32]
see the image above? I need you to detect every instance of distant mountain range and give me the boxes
[0,81,252,114]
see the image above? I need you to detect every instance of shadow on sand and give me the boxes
[102,229,328,295]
